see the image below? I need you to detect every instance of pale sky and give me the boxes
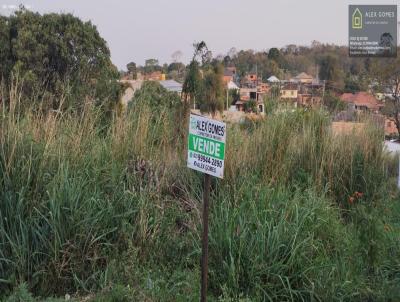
[0,0,398,69]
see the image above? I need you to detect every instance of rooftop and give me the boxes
[267,75,280,82]
[294,72,313,80]
[340,92,383,109]
[159,80,182,93]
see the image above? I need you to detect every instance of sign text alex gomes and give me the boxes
[187,114,226,178]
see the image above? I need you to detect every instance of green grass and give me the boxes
[1,99,400,301]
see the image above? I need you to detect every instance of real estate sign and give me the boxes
[187,114,226,178]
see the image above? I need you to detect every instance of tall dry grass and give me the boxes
[1,89,399,300]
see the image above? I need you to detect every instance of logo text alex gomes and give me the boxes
[365,11,395,18]
[194,120,225,136]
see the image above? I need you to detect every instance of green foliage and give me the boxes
[344,75,367,93]
[182,60,202,104]
[243,99,257,113]
[129,81,181,112]
[264,96,279,114]
[199,63,225,115]
[5,283,35,302]
[126,62,137,80]
[167,62,185,82]
[209,187,351,300]
[144,58,161,74]
[324,92,346,113]
[91,285,134,302]
[0,9,121,112]
[319,54,344,90]
[267,47,287,69]
[1,101,399,301]
[182,42,225,115]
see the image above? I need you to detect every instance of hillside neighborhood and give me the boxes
[121,65,399,137]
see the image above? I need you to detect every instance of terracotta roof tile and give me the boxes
[340,92,382,110]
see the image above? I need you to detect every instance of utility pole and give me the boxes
[226,88,229,111]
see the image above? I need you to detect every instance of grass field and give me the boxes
[1,97,400,301]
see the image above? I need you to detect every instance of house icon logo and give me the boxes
[352,8,362,29]
[190,118,197,130]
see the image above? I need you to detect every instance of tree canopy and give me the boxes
[0,8,121,112]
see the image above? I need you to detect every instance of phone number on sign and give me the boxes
[193,153,223,168]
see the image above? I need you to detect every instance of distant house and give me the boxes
[280,83,299,100]
[223,67,237,84]
[267,75,280,83]
[237,87,265,113]
[291,72,314,84]
[240,87,257,101]
[241,72,259,88]
[246,73,258,82]
[223,69,234,84]
[296,82,324,108]
[339,92,383,113]
[144,71,165,81]
[297,94,321,107]
[257,83,270,94]
[159,80,182,95]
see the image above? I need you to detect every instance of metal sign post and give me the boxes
[201,173,211,302]
[187,113,226,302]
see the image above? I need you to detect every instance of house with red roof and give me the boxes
[339,92,383,113]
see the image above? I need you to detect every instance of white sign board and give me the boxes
[187,114,226,178]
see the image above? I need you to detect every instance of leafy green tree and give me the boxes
[1,9,121,112]
[144,58,161,73]
[145,58,159,67]
[126,62,137,79]
[182,41,208,107]
[244,99,257,113]
[182,60,201,106]
[183,41,224,116]
[199,63,225,116]
[323,92,346,113]
[129,81,181,112]
[344,75,367,93]
[319,55,344,90]
[268,48,280,61]
[167,62,185,82]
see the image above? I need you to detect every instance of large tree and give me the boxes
[0,8,121,112]
[126,62,137,79]
[319,55,344,90]
[182,41,225,117]
[199,63,225,116]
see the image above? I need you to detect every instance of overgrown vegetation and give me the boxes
[0,9,122,114]
[1,85,400,301]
